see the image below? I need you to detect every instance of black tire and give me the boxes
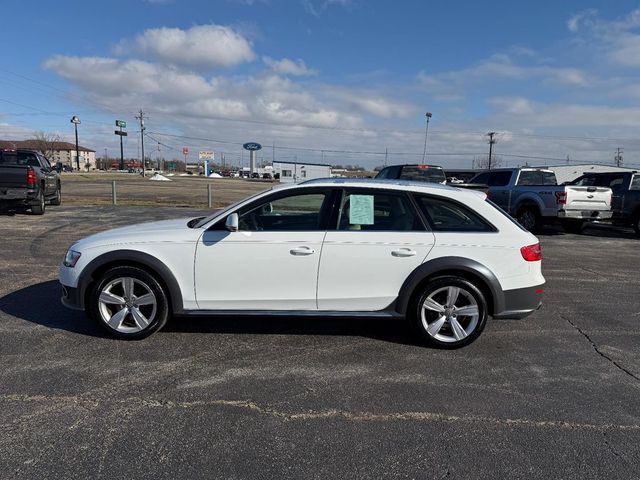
[31,191,45,215]
[561,219,584,234]
[50,184,62,205]
[411,276,488,349]
[633,213,640,237]
[88,266,169,340]
[516,206,541,232]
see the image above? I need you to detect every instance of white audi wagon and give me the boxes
[60,179,545,348]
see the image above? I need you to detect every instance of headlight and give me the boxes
[63,250,82,268]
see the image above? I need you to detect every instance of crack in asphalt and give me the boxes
[562,315,640,384]
[2,393,640,433]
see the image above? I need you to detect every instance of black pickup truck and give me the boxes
[569,171,640,235]
[0,149,62,214]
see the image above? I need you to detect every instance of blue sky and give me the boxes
[3,0,640,168]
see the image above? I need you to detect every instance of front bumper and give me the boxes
[558,210,613,220]
[493,283,545,319]
[60,284,83,310]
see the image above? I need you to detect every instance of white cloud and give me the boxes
[117,24,256,69]
[263,57,318,76]
[489,97,535,115]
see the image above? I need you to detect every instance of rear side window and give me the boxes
[399,166,446,183]
[517,170,554,186]
[338,191,424,231]
[630,175,640,191]
[415,195,495,232]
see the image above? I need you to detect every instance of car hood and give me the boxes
[74,217,200,249]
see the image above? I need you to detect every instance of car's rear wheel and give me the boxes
[633,212,640,237]
[412,276,488,349]
[89,266,169,339]
[516,207,540,232]
[31,191,45,215]
[50,185,62,205]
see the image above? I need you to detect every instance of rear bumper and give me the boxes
[0,188,39,205]
[493,283,545,319]
[558,210,612,220]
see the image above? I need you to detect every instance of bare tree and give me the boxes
[32,131,62,159]
[473,155,503,170]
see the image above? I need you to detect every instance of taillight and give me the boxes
[521,243,542,261]
[27,167,37,188]
[555,191,566,205]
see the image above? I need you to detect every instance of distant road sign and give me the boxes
[114,130,128,136]
[243,142,262,151]
[183,147,189,156]
[115,120,126,128]
[199,150,214,160]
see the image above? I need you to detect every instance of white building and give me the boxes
[272,161,332,183]
[543,164,637,184]
[0,139,96,170]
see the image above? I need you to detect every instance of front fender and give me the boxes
[76,250,184,313]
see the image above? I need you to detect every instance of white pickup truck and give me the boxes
[470,168,612,232]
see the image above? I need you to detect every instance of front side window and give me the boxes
[337,191,423,231]
[416,195,495,232]
[238,192,328,231]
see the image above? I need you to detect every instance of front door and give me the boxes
[317,189,435,311]
[194,189,333,310]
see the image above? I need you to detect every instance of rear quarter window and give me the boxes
[415,195,495,232]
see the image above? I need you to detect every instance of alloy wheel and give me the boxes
[98,277,157,333]
[421,285,480,343]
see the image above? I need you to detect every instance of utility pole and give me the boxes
[104,148,108,170]
[486,132,497,170]
[135,109,146,177]
[422,112,432,163]
[615,147,623,167]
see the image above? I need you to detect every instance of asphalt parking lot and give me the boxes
[1,205,639,479]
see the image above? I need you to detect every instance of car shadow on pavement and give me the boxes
[167,315,422,347]
[0,280,422,346]
[0,280,103,337]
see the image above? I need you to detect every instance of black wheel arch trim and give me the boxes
[76,250,184,313]
[395,256,505,316]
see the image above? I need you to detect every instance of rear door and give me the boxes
[317,188,434,311]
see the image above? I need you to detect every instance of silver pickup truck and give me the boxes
[470,168,612,232]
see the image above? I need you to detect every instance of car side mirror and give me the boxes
[225,213,239,232]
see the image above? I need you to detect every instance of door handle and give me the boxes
[391,248,416,257]
[290,246,315,256]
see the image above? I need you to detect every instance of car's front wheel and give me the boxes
[412,276,488,349]
[89,266,169,339]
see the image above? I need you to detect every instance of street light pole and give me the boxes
[422,112,432,163]
[70,116,81,171]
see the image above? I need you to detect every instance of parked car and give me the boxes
[376,164,447,184]
[568,171,640,235]
[378,164,487,192]
[262,172,273,180]
[470,168,612,232]
[60,179,545,348]
[251,172,260,179]
[0,149,61,214]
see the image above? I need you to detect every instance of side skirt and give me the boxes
[176,309,404,319]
